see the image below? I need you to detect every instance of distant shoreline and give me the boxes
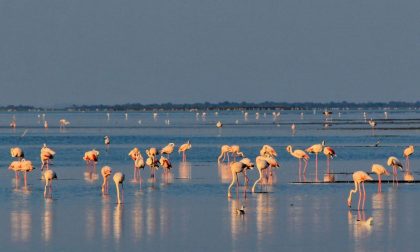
[1,101,419,112]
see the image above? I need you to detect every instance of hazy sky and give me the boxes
[1,0,419,106]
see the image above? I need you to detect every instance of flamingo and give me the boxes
[286,145,309,181]
[10,147,24,161]
[83,149,99,177]
[347,171,373,211]
[20,159,34,188]
[306,141,325,182]
[371,164,389,192]
[101,166,112,195]
[260,145,277,157]
[40,144,55,171]
[368,119,377,129]
[323,146,336,182]
[159,156,172,182]
[44,169,57,199]
[291,123,296,135]
[403,145,414,171]
[104,136,110,151]
[113,172,125,204]
[178,141,191,161]
[387,156,403,185]
[160,143,175,158]
[227,158,254,198]
[218,145,232,163]
[230,145,244,161]
[8,161,21,185]
[59,119,70,129]
[252,155,279,193]
[146,154,159,179]
[216,121,223,128]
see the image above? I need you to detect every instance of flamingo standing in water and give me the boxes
[146,148,159,179]
[44,169,57,199]
[101,166,112,195]
[227,158,254,198]
[260,145,277,158]
[161,143,175,159]
[40,144,55,171]
[8,161,22,186]
[218,145,232,163]
[20,159,34,188]
[83,149,100,177]
[371,164,389,192]
[104,136,110,151]
[178,141,191,161]
[387,156,403,184]
[306,141,324,182]
[113,172,125,204]
[286,145,309,181]
[252,156,279,193]
[159,156,172,182]
[129,148,144,182]
[323,145,336,182]
[216,121,223,128]
[403,145,414,171]
[347,171,373,211]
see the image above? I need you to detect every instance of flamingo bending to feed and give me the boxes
[161,143,175,158]
[286,145,309,181]
[129,147,144,182]
[252,156,279,193]
[227,158,254,198]
[306,141,325,182]
[20,159,34,187]
[44,169,57,199]
[371,164,389,192]
[218,145,232,163]
[387,156,404,184]
[113,172,125,204]
[40,144,55,171]
[178,141,191,161]
[323,146,336,182]
[347,171,373,211]
[230,145,244,161]
[10,147,24,161]
[101,166,112,194]
[159,156,172,182]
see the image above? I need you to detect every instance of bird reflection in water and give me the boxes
[179,161,192,180]
[218,163,232,183]
[101,197,111,240]
[348,210,373,240]
[229,199,247,242]
[256,193,274,243]
[113,204,123,243]
[371,193,385,230]
[11,210,31,242]
[132,197,143,241]
[42,199,53,242]
[85,207,95,240]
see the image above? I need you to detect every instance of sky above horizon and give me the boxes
[1,0,419,106]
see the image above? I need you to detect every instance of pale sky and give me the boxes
[0,0,419,106]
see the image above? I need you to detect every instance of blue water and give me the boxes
[0,110,419,251]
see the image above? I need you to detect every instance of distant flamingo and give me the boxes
[59,119,70,129]
[347,171,373,211]
[371,164,389,192]
[291,123,296,135]
[44,169,57,199]
[227,158,254,198]
[368,119,377,129]
[252,155,279,193]
[101,166,112,195]
[160,143,175,158]
[230,145,244,161]
[40,144,55,171]
[286,145,309,182]
[403,145,414,171]
[216,121,223,128]
[387,156,403,185]
[178,141,191,161]
[218,145,232,163]
[323,145,336,182]
[260,145,277,157]
[113,172,125,204]
[104,136,110,151]
[306,141,325,182]
[10,147,24,161]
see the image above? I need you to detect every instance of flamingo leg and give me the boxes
[378,174,381,193]
[362,181,366,210]
[24,171,27,188]
[357,182,362,211]
[315,153,318,182]
[298,158,302,182]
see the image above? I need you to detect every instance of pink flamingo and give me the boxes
[347,171,373,211]
[323,146,336,182]
[286,145,309,182]
[387,156,403,185]
[227,158,254,198]
[305,141,325,182]
[371,164,389,192]
[101,166,112,195]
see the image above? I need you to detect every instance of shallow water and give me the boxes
[0,110,419,251]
